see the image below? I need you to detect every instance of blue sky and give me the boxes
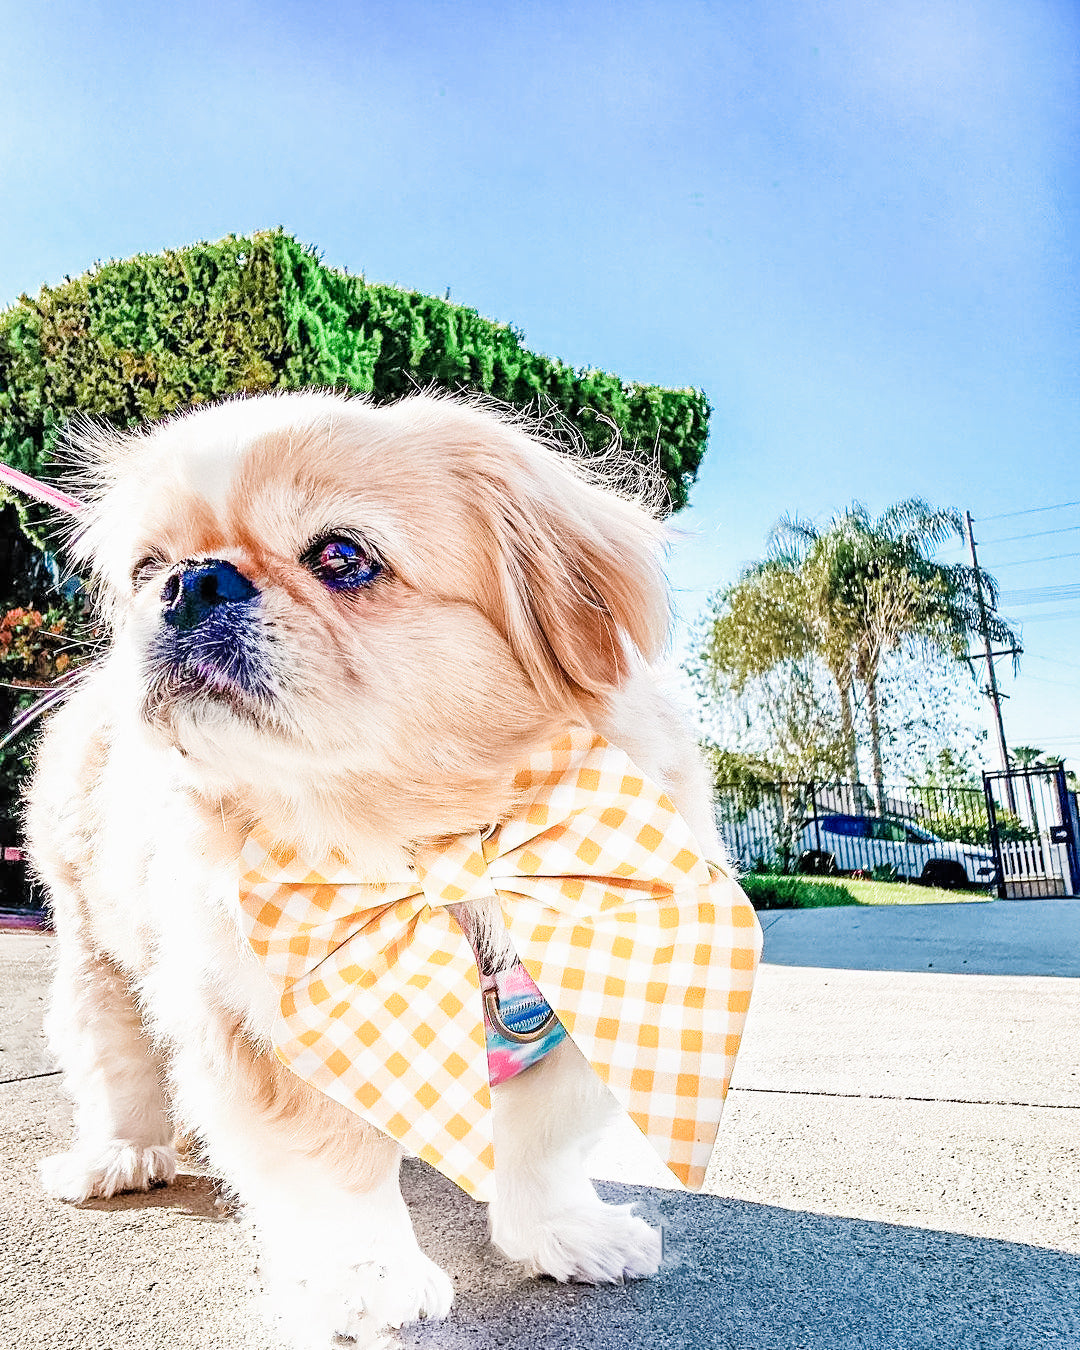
[2,0,1077,768]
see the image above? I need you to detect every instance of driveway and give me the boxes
[1,900,1077,1349]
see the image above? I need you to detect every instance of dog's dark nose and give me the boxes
[161,559,258,631]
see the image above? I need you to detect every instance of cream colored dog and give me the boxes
[27,391,721,1348]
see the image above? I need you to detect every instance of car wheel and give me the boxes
[798,850,837,876]
[921,861,967,891]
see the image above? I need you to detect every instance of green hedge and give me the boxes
[0,231,711,851]
[0,230,710,524]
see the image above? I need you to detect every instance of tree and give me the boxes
[872,648,986,781]
[769,500,1017,810]
[690,569,853,784]
[911,745,984,791]
[1043,757,1080,795]
[696,499,1018,806]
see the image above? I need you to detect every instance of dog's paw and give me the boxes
[492,1201,662,1284]
[269,1247,454,1350]
[340,1248,454,1339]
[39,1141,178,1202]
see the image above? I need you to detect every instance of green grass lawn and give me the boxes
[739,872,995,910]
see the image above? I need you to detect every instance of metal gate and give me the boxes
[982,766,1080,899]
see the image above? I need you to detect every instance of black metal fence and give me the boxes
[716,770,1080,896]
[714,778,996,883]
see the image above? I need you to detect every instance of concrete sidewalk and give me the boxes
[2,901,1078,1349]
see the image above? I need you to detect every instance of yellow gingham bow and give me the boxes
[238,729,762,1201]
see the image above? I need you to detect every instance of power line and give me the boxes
[1029,654,1080,672]
[1004,611,1080,623]
[991,552,1080,569]
[999,584,1080,605]
[1016,674,1079,690]
[978,499,1080,522]
[983,525,1080,545]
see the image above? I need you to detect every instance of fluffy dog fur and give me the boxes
[27,391,722,1348]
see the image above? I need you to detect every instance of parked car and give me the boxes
[796,812,997,889]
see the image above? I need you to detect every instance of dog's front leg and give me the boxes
[39,933,178,1202]
[168,1014,453,1350]
[488,1037,662,1282]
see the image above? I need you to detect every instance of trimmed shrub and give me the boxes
[0,230,711,533]
[0,231,712,843]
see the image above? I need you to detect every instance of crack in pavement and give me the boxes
[732,1084,1080,1109]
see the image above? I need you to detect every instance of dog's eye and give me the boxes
[132,553,167,589]
[302,535,384,591]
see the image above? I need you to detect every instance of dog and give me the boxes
[27,390,727,1348]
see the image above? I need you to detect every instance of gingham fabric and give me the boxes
[238,729,762,1202]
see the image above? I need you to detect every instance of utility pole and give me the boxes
[965,511,1017,812]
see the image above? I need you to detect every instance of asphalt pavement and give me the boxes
[2,899,1077,1350]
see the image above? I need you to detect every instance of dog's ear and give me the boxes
[475,423,670,714]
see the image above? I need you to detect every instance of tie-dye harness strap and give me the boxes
[447,901,568,1086]
[479,958,568,1086]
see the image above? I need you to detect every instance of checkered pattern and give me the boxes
[238,729,762,1201]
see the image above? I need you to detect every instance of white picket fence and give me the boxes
[998,838,1075,897]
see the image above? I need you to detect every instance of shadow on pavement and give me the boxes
[757,898,1080,976]
[75,1170,233,1222]
[400,1163,1077,1350]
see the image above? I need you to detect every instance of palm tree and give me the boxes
[770,500,1018,811]
[697,558,859,783]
